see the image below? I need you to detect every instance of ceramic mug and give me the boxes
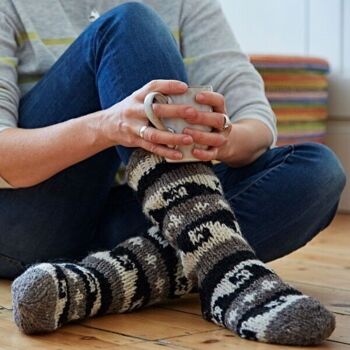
[144,86,213,162]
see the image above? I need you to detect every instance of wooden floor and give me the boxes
[1,215,350,350]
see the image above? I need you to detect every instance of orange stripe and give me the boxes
[250,55,329,66]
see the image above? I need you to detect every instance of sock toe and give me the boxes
[12,264,62,334]
[263,297,336,345]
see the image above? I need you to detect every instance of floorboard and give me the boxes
[0,214,349,350]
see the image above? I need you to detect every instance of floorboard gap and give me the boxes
[327,339,350,346]
[78,323,150,342]
[157,306,199,316]
[156,328,226,342]
[286,280,350,293]
[0,306,12,311]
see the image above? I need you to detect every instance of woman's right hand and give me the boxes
[100,79,196,161]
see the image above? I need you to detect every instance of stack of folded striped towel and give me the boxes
[250,55,330,146]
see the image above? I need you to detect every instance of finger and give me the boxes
[123,101,197,126]
[141,126,193,146]
[183,128,226,147]
[152,103,197,119]
[123,103,150,122]
[192,147,218,162]
[137,139,184,161]
[137,80,188,100]
[122,103,193,125]
[196,91,226,113]
[184,111,228,130]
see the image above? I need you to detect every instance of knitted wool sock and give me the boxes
[12,226,194,334]
[127,149,335,346]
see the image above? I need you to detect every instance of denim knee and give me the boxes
[93,2,175,43]
[295,142,347,199]
[87,1,186,87]
[110,2,162,23]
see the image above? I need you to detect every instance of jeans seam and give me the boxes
[228,144,295,201]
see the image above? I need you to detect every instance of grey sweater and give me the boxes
[0,0,277,188]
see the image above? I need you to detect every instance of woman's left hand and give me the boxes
[183,91,233,162]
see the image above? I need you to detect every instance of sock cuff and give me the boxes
[126,149,163,192]
[126,149,215,195]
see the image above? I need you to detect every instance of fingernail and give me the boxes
[185,108,196,116]
[194,148,204,154]
[197,93,204,100]
[176,152,183,159]
[183,136,193,144]
[179,82,188,88]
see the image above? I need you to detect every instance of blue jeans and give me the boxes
[0,3,346,279]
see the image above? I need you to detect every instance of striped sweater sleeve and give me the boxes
[180,0,277,146]
[0,2,20,133]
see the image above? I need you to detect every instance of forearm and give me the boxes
[220,119,273,168]
[0,111,113,188]
[0,80,194,189]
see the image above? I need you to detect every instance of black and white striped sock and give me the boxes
[12,226,194,334]
[127,149,335,346]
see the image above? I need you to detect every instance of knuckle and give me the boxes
[115,119,123,131]
[126,123,134,134]
[131,90,139,99]
[149,131,158,143]
[124,107,133,118]
[211,137,219,147]
[215,93,224,103]
[119,120,128,133]
[168,80,175,91]
[217,115,224,128]
[150,144,160,154]
[215,135,225,146]
[148,143,156,153]
[148,80,159,91]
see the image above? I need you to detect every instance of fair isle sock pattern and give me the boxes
[127,149,335,346]
[12,226,195,334]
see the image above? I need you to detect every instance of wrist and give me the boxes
[79,110,116,150]
[220,120,271,167]
[218,127,251,167]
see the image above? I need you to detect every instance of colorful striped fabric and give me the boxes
[250,55,330,146]
[251,55,330,72]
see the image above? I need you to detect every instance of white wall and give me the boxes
[218,0,350,119]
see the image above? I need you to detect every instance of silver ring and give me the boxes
[222,114,231,131]
[139,125,149,139]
